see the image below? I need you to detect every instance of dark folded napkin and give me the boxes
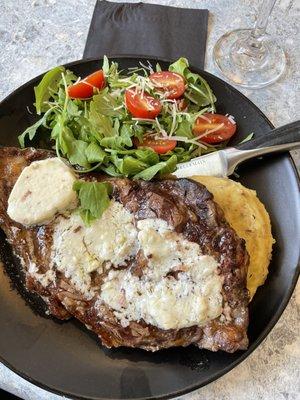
[83,0,208,68]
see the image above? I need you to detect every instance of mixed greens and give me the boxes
[73,180,112,225]
[19,57,227,181]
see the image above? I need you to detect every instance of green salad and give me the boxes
[19,57,237,181]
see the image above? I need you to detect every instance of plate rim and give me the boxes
[0,55,299,400]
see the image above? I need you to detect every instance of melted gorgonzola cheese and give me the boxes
[50,196,223,328]
[100,218,223,330]
[52,201,138,298]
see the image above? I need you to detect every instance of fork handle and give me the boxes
[236,120,300,151]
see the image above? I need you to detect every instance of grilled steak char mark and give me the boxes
[0,147,249,352]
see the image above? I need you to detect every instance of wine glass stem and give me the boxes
[251,0,277,39]
[228,0,279,70]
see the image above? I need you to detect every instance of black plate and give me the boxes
[0,57,299,400]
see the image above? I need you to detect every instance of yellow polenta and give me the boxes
[191,176,274,300]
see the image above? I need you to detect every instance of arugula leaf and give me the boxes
[132,124,145,141]
[135,148,160,165]
[159,155,177,176]
[98,115,115,137]
[100,135,132,150]
[176,119,193,138]
[169,57,189,76]
[90,113,115,138]
[68,140,90,168]
[102,57,120,85]
[133,161,171,180]
[133,154,177,181]
[120,124,133,141]
[101,164,123,177]
[114,118,120,135]
[90,92,124,117]
[85,142,107,163]
[239,133,254,144]
[73,180,112,225]
[169,57,216,108]
[185,78,216,108]
[18,107,55,147]
[109,152,123,172]
[173,146,195,162]
[34,66,65,114]
[51,114,90,168]
[51,114,73,153]
[62,69,78,86]
[59,126,74,155]
[66,100,81,117]
[102,55,110,76]
[70,115,92,142]
[120,156,148,175]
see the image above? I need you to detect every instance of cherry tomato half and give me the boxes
[125,89,162,119]
[193,113,237,144]
[149,71,186,99]
[133,137,177,154]
[68,70,105,99]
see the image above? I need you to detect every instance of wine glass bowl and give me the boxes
[213,1,287,89]
[230,32,268,71]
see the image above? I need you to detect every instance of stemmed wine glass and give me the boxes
[213,0,286,88]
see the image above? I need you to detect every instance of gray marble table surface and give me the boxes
[0,0,299,399]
